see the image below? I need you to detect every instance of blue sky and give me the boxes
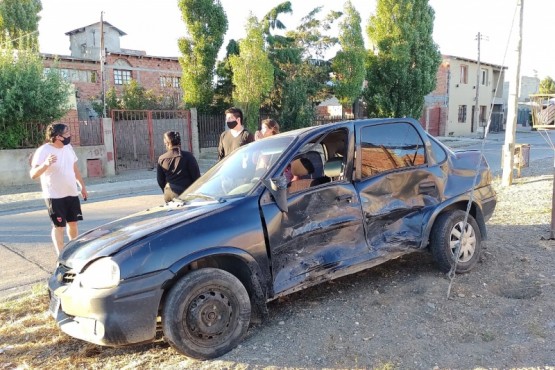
[38,0,555,80]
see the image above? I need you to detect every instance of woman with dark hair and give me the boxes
[157,131,201,202]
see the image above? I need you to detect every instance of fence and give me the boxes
[111,110,191,172]
[13,119,103,149]
[197,114,223,148]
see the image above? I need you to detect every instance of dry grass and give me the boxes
[0,285,202,369]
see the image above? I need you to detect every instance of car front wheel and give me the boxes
[162,268,251,359]
[430,210,482,273]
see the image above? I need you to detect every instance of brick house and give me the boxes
[421,55,506,136]
[42,21,182,121]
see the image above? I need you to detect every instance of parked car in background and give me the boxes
[48,118,497,359]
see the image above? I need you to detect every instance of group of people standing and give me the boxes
[30,107,280,255]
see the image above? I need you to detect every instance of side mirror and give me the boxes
[262,176,288,212]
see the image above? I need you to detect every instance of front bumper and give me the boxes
[48,267,174,346]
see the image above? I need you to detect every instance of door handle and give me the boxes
[336,194,353,203]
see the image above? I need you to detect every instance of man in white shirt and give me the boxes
[30,123,88,255]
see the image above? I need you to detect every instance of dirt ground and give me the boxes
[1,159,554,370]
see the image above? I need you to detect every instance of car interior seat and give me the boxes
[323,157,344,181]
[288,157,317,193]
[301,150,324,179]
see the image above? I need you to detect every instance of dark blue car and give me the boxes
[48,118,496,359]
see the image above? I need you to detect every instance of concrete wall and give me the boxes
[0,145,107,187]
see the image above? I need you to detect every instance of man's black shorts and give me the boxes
[46,196,83,227]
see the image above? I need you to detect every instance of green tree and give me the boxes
[230,14,274,132]
[260,2,302,121]
[0,45,70,149]
[539,76,555,94]
[363,0,441,118]
[286,7,342,105]
[279,76,314,131]
[332,1,366,110]
[0,0,42,50]
[213,39,240,113]
[120,80,160,110]
[177,0,228,112]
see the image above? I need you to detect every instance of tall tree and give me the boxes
[539,76,555,94]
[177,0,227,112]
[332,1,366,110]
[260,2,300,119]
[0,44,70,149]
[213,39,240,113]
[363,0,441,118]
[286,7,342,105]
[261,1,292,34]
[0,0,42,50]
[230,14,274,132]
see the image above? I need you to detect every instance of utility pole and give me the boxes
[502,0,524,187]
[100,11,107,118]
[474,32,482,138]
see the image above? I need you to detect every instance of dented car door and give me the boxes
[354,121,443,253]
[261,181,367,296]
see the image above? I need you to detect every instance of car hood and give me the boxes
[59,199,225,271]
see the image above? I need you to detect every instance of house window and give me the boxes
[114,69,132,85]
[160,76,180,88]
[458,105,467,123]
[481,68,488,85]
[460,65,468,84]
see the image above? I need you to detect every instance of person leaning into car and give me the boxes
[157,131,201,203]
[30,123,88,256]
[217,107,254,160]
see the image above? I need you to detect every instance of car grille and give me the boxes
[56,264,76,285]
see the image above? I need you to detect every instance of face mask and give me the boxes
[227,120,238,130]
[62,136,71,145]
[261,126,268,134]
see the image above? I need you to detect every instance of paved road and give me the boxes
[441,130,555,174]
[0,191,161,300]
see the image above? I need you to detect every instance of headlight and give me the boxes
[79,257,120,289]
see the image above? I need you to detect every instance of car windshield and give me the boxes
[181,135,295,200]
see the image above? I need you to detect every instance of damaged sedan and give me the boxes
[48,118,496,359]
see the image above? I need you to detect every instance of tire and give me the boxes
[430,210,482,273]
[162,268,251,359]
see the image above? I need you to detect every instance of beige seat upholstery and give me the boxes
[288,157,316,193]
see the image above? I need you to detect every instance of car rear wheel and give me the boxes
[430,210,482,273]
[162,268,251,359]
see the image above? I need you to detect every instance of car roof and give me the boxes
[276,118,422,140]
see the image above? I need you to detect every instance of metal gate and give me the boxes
[111,110,192,173]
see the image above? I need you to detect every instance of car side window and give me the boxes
[428,135,448,164]
[360,122,426,178]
